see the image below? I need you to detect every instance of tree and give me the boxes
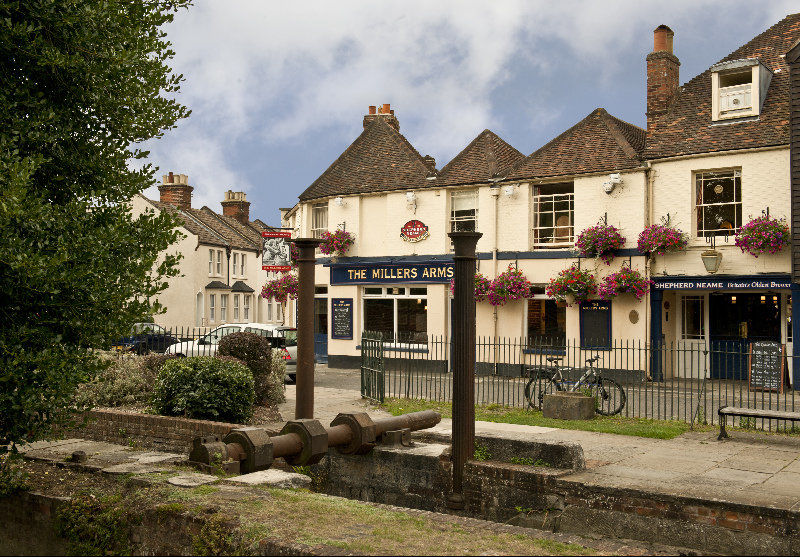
[0,0,191,447]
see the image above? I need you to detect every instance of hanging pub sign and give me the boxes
[262,230,292,271]
[400,220,429,243]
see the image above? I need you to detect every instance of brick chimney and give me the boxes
[221,190,251,225]
[363,103,400,131]
[646,25,680,130]
[158,172,192,210]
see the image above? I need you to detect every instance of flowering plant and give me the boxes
[546,264,596,306]
[637,224,688,256]
[734,215,790,257]
[449,272,491,302]
[260,273,298,305]
[486,265,533,306]
[320,229,355,256]
[597,267,652,301]
[575,223,625,264]
[289,242,299,268]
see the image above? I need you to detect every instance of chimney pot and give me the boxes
[646,24,679,130]
[221,190,251,225]
[168,171,174,183]
[653,24,674,54]
[369,105,376,115]
[158,172,193,210]
[383,103,390,114]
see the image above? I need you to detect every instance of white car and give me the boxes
[165,323,297,381]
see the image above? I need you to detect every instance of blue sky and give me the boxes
[141,1,798,225]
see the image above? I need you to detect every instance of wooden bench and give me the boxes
[718,406,800,439]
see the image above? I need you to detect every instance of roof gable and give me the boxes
[505,108,645,180]
[437,130,524,186]
[299,118,432,201]
[645,13,800,159]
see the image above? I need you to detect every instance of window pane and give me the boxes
[364,299,394,339]
[364,287,382,296]
[532,185,574,248]
[409,287,427,296]
[314,298,328,334]
[397,299,427,343]
[682,296,705,339]
[527,299,566,345]
[387,287,405,296]
[696,170,742,237]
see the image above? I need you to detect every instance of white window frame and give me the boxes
[208,249,214,275]
[233,253,239,277]
[220,294,228,322]
[276,302,283,322]
[311,203,328,239]
[531,184,574,249]
[209,294,216,322]
[449,190,478,233]
[267,302,273,322]
[695,169,742,238]
[681,295,705,340]
[362,286,428,347]
[525,289,567,344]
[233,294,240,321]
[241,254,246,276]
[244,295,250,321]
[216,250,222,276]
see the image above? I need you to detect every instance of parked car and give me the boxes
[163,323,300,383]
[113,322,178,355]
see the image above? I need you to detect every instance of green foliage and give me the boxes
[151,357,255,423]
[217,332,285,406]
[192,514,240,556]
[74,352,167,408]
[0,0,190,446]
[0,453,29,497]
[55,495,129,556]
[509,456,535,466]
[473,444,492,461]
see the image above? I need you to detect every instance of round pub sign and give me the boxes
[400,220,429,243]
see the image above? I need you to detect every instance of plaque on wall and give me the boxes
[400,220,429,242]
[331,298,354,340]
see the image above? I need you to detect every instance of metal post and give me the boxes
[294,238,324,419]
[447,231,482,510]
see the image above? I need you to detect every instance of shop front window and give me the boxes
[363,287,427,343]
[527,288,566,347]
[681,296,705,340]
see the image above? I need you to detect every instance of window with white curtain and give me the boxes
[233,294,240,321]
[312,203,328,238]
[450,190,478,232]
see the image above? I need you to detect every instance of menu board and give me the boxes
[331,298,353,340]
[748,341,786,393]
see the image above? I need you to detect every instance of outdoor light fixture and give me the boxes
[503,185,516,197]
[701,249,722,274]
[334,196,345,207]
[603,173,623,194]
[406,191,417,213]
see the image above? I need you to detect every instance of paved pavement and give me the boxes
[283,365,800,512]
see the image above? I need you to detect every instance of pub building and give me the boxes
[278,16,800,384]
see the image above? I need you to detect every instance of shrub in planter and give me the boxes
[218,332,285,406]
[151,357,254,423]
[575,223,626,264]
[734,215,790,257]
[637,224,688,256]
[597,267,652,301]
[546,264,597,306]
[487,265,533,306]
[320,229,355,257]
[449,272,492,302]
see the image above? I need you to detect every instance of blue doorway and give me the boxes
[314,297,328,364]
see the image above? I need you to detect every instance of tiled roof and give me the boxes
[299,118,432,201]
[437,130,524,186]
[505,108,645,180]
[140,196,267,252]
[644,13,800,159]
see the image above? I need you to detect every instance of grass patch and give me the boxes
[381,398,695,439]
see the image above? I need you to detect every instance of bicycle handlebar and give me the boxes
[585,356,601,364]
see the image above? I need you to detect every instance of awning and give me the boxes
[205,280,230,290]
[231,280,255,293]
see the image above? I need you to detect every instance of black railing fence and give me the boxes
[361,332,800,431]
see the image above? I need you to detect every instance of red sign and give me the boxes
[400,220,429,243]
[262,231,292,271]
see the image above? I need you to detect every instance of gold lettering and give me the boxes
[446,267,454,278]
[348,269,355,279]
[372,269,381,279]
[404,269,410,279]
[422,268,429,278]
[410,269,418,279]
[357,270,366,280]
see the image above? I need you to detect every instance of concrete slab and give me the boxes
[719,454,794,474]
[581,464,685,483]
[225,469,312,489]
[167,473,219,488]
[134,452,183,464]
[698,466,772,486]
[101,462,172,475]
[757,471,800,496]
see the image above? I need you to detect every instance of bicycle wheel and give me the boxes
[588,377,626,416]
[524,376,560,410]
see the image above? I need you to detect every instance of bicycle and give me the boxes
[524,355,627,416]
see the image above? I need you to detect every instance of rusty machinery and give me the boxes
[189,410,441,474]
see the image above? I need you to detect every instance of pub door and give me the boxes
[709,293,780,379]
[314,297,328,364]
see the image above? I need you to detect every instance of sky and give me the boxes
[140,1,799,225]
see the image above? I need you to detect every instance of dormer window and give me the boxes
[710,58,772,122]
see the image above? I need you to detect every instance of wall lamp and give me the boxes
[334,196,346,207]
[406,191,417,213]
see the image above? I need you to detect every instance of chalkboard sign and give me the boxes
[331,298,353,340]
[748,341,786,393]
[579,300,611,349]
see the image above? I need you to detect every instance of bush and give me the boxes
[218,332,285,406]
[74,353,158,409]
[140,353,179,377]
[151,357,254,423]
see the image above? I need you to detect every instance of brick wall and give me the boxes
[62,409,247,454]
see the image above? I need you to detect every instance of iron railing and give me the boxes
[361,332,800,431]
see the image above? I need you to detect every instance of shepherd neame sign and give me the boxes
[330,261,454,284]
[652,275,791,290]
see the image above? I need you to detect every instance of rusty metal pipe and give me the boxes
[327,424,353,447]
[270,432,304,458]
[373,410,441,436]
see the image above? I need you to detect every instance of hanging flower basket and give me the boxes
[637,224,688,256]
[486,265,533,307]
[734,215,790,257]
[597,267,652,301]
[320,229,355,257]
[575,223,625,264]
[260,273,298,305]
[546,264,597,306]
[289,242,299,269]
[449,272,491,302]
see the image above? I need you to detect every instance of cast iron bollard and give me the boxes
[447,231,482,510]
[293,238,324,419]
[188,410,442,473]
